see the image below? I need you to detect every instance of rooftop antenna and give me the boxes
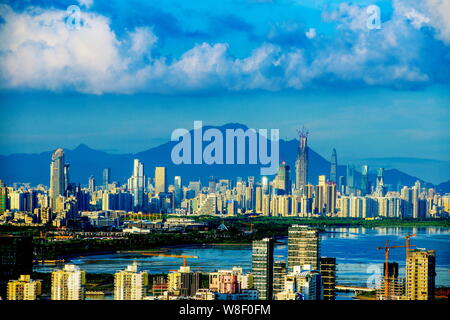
[297,126,309,139]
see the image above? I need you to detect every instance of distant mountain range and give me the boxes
[0,123,445,192]
[348,156,450,185]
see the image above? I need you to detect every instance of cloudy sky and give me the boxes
[0,0,449,181]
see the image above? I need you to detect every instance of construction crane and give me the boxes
[377,240,416,300]
[404,233,416,258]
[141,253,198,267]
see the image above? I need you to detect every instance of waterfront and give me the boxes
[34,226,450,299]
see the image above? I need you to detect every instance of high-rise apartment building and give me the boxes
[0,235,33,299]
[320,257,336,300]
[252,238,274,300]
[114,263,148,300]
[168,266,201,297]
[0,180,7,213]
[405,249,436,300]
[273,261,287,298]
[288,225,320,272]
[155,167,167,194]
[7,275,42,300]
[49,148,65,209]
[51,264,86,300]
[275,266,321,300]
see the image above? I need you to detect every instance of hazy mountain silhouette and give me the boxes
[436,180,450,194]
[0,123,434,190]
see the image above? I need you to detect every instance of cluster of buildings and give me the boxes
[0,129,449,228]
[0,222,438,301]
[376,249,436,300]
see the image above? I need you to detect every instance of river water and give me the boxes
[35,226,450,299]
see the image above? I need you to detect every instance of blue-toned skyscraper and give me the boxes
[330,148,337,183]
[360,165,370,196]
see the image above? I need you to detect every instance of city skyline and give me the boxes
[0,0,449,307]
[0,0,449,169]
[0,122,448,186]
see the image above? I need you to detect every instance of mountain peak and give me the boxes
[74,144,92,151]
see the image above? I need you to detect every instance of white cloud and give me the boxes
[77,0,93,9]
[0,3,445,94]
[305,28,316,39]
[423,0,450,44]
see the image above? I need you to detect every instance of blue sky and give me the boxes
[0,0,449,181]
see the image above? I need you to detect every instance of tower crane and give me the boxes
[404,233,416,258]
[377,239,416,300]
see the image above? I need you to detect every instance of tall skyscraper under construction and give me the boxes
[295,127,308,193]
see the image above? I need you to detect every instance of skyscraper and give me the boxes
[154,166,167,195]
[346,164,355,195]
[129,159,145,210]
[0,180,7,213]
[273,162,290,195]
[88,175,95,193]
[330,148,337,183]
[405,249,436,300]
[51,264,86,300]
[288,225,320,272]
[49,148,65,209]
[174,176,182,189]
[103,168,111,187]
[0,235,33,299]
[63,163,70,193]
[320,257,336,300]
[376,168,386,196]
[295,127,308,193]
[360,165,370,196]
[252,238,274,300]
[273,261,287,298]
[114,263,148,300]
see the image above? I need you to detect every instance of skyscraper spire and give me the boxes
[330,148,337,183]
[295,126,308,193]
